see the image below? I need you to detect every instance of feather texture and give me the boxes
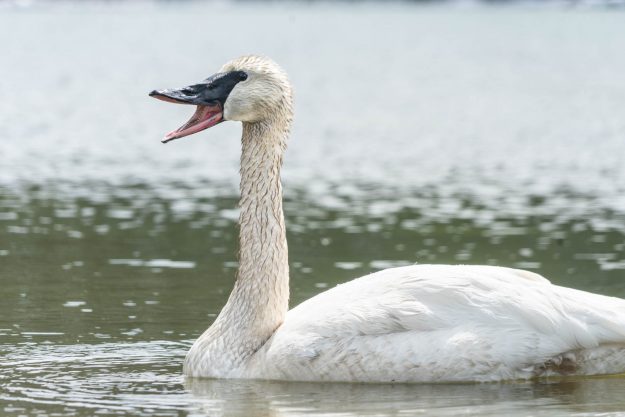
[183,56,625,382]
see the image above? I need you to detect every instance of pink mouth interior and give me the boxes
[163,105,223,143]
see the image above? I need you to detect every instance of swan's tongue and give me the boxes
[161,104,223,143]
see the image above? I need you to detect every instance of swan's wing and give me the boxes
[280,265,549,336]
[283,264,625,342]
[256,265,625,382]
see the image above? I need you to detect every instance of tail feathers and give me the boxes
[559,285,625,345]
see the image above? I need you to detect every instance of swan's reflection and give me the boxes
[185,375,625,416]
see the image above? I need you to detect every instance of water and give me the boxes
[1,1,625,416]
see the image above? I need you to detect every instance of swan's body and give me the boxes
[150,55,625,383]
[247,265,625,382]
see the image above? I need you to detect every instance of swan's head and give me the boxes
[150,55,293,143]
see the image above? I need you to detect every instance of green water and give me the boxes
[2,1,625,416]
[2,182,624,344]
[2,180,625,415]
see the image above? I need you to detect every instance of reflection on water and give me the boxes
[3,339,625,416]
[2,1,625,416]
[185,377,625,417]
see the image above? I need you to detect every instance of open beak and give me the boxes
[149,85,223,143]
[150,70,248,144]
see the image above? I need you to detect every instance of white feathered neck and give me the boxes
[184,105,292,377]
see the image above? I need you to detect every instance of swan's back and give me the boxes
[246,265,625,382]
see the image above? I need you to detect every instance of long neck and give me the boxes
[184,118,292,377]
[209,119,290,359]
[233,121,290,330]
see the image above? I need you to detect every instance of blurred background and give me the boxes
[1,0,625,416]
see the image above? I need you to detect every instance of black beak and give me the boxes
[149,83,217,106]
[149,70,248,143]
[149,70,248,107]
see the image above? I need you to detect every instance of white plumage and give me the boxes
[153,55,625,383]
[249,265,625,382]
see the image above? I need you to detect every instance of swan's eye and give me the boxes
[238,72,248,81]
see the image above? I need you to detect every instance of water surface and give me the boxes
[1,2,625,416]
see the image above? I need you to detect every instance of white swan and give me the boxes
[150,55,625,383]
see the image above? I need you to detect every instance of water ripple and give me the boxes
[3,341,625,416]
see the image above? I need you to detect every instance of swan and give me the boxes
[150,55,625,383]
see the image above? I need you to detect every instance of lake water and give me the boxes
[1,1,625,416]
